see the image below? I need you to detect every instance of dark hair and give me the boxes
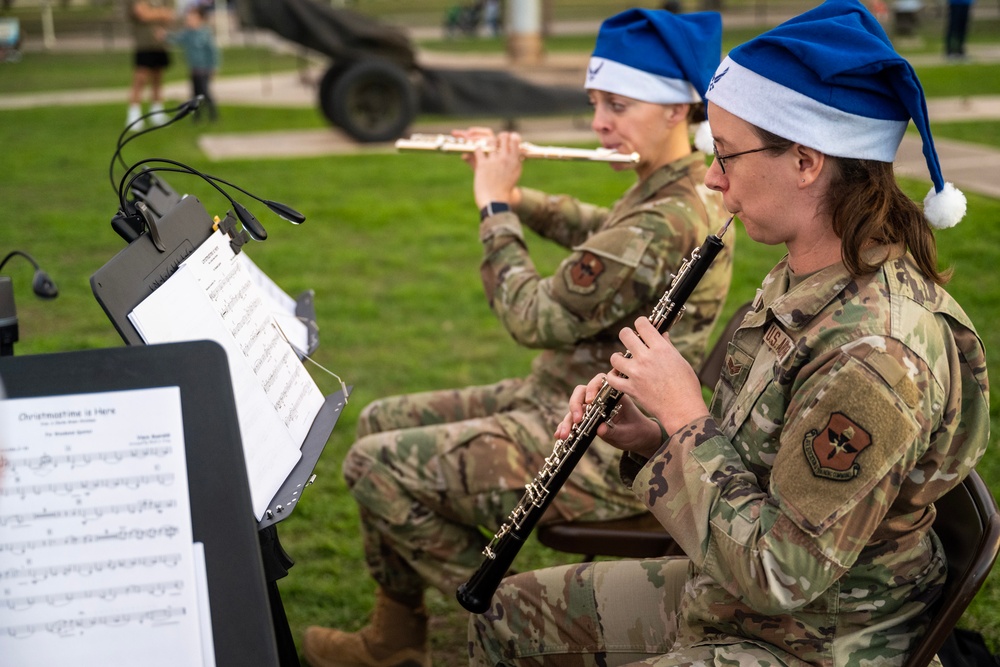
[751,126,948,285]
[687,102,706,125]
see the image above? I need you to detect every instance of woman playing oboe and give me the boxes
[468,0,988,665]
[303,10,732,667]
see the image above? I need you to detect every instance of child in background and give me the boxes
[169,5,220,122]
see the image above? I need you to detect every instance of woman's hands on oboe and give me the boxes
[556,316,710,459]
[555,379,662,459]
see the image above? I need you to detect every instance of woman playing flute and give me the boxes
[302,9,733,667]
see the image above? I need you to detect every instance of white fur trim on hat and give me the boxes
[707,58,907,162]
[585,57,702,105]
[923,182,967,229]
[694,120,714,154]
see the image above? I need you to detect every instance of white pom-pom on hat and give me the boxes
[693,120,714,154]
[924,182,967,230]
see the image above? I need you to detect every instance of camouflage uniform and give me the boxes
[470,246,989,666]
[344,154,732,601]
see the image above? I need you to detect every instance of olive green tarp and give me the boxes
[237,0,589,117]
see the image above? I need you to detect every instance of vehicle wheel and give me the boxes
[320,60,417,143]
[318,60,355,118]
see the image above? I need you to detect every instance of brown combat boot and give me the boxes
[302,589,430,667]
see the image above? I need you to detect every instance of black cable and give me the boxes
[108,96,204,194]
[119,158,269,241]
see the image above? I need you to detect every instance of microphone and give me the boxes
[109,96,204,194]
[0,250,59,357]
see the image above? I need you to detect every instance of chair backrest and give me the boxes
[903,469,1000,667]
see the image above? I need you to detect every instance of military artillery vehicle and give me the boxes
[236,0,588,143]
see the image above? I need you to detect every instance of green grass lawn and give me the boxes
[0,45,309,94]
[3,11,1000,663]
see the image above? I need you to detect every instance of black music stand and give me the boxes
[90,193,345,666]
[0,341,279,667]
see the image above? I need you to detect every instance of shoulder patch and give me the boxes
[802,412,872,481]
[568,251,605,292]
[772,354,920,535]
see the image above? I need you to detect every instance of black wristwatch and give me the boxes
[479,201,511,221]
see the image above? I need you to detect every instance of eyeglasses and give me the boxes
[712,144,772,174]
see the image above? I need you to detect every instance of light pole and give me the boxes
[506,0,543,64]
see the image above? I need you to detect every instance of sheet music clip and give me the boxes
[136,200,166,252]
[111,170,184,246]
[129,169,182,221]
[215,211,250,255]
[110,199,167,251]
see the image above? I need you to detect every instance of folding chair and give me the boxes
[903,469,1000,667]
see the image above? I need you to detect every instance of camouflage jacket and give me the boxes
[625,247,989,666]
[478,153,733,417]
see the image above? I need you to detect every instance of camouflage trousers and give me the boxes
[468,557,794,666]
[468,557,687,666]
[342,379,645,601]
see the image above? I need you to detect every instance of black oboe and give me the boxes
[457,216,733,614]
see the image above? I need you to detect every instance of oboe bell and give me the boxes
[394,133,640,164]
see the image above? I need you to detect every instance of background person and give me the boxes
[469,0,988,664]
[945,0,975,59]
[302,9,733,667]
[167,4,220,122]
[484,0,501,36]
[126,0,175,129]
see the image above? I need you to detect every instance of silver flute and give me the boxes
[395,133,640,164]
[456,215,734,614]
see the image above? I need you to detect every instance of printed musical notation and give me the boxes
[127,229,325,519]
[0,499,178,529]
[0,387,207,666]
[4,444,172,474]
[2,605,188,639]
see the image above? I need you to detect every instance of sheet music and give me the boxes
[127,230,326,519]
[0,387,206,667]
[239,252,310,354]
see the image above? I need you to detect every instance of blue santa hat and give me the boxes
[704,0,965,228]
[585,9,722,108]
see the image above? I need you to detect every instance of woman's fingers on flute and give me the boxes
[455,126,496,144]
[497,132,522,156]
